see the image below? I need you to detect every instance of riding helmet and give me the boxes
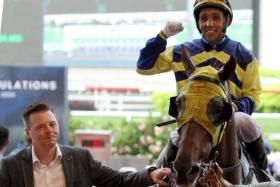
[193,0,233,33]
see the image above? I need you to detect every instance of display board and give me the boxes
[0,66,67,155]
[0,0,42,65]
[44,10,253,67]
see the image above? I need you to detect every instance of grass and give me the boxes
[257,118,280,131]
[256,118,280,139]
[255,118,280,151]
[260,68,280,78]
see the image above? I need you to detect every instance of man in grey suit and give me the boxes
[0,102,171,187]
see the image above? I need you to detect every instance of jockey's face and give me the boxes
[198,7,226,46]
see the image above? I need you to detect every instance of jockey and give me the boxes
[136,0,270,181]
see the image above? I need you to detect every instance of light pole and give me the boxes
[252,0,260,58]
[0,0,4,32]
[187,0,195,41]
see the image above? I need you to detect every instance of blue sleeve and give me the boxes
[137,34,167,70]
[233,96,255,115]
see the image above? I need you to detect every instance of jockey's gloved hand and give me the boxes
[161,21,184,38]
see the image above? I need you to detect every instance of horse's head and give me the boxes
[173,46,236,186]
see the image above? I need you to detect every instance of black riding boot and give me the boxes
[245,136,271,181]
[163,139,178,167]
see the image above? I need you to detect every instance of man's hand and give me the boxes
[149,167,171,186]
[162,21,184,38]
[196,163,234,187]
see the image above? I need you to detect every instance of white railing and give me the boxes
[69,93,156,112]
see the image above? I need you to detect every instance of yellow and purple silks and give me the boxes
[177,66,228,146]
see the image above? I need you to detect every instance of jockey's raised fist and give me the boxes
[162,21,184,38]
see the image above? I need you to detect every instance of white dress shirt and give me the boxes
[32,145,66,187]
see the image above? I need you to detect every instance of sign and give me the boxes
[75,129,112,166]
[0,66,67,155]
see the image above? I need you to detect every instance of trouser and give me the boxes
[245,136,268,170]
[233,112,271,181]
[157,139,178,168]
[245,136,272,182]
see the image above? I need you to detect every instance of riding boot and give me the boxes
[245,136,271,181]
[163,139,178,167]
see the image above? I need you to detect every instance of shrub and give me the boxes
[69,87,280,163]
[69,115,176,163]
[257,93,280,113]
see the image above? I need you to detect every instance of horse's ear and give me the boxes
[218,55,236,81]
[207,96,232,126]
[181,45,196,77]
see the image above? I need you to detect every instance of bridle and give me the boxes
[167,74,241,186]
[189,75,241,172]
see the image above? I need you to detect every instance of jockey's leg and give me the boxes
[163,138,178,167]
[156,129,179,168]
[234,112,271,181]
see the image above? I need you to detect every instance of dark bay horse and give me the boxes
[170,47,259,187]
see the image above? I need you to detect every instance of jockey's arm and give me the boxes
[136,33,173,75]
[231,58,261,115]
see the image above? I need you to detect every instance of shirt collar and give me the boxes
[32,144,62,164]
[201,35,228,51]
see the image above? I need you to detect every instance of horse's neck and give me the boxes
[217,117,241,184]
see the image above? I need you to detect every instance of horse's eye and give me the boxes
[207,96,232,126]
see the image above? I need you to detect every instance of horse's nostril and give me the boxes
[186,165,199,175]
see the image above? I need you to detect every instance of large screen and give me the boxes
[44,10,253,67]
[43,0,253,67]
[0,0,254,68]
[0,0,42,65]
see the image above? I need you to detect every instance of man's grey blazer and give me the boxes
[0,145,153,187]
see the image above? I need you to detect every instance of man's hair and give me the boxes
[0,125,9,148]
[22,103,53,128]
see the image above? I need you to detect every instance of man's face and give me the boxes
[25,110,59,150]
[198,7,226,45]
